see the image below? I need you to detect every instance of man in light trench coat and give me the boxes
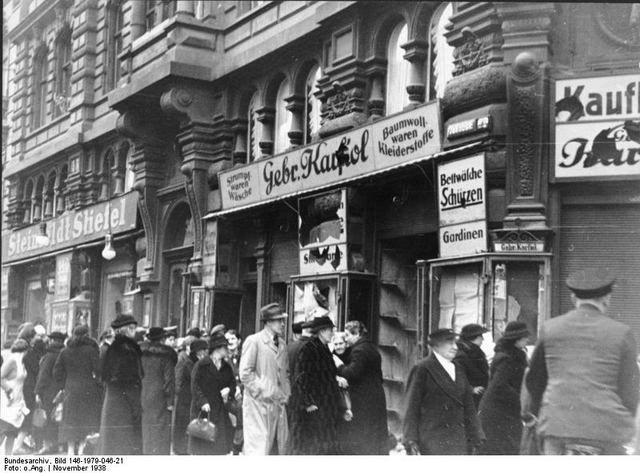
[240,303,290,455]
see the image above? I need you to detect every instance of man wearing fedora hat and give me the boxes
[526,268,639,455]
[454,324,489,408]
[240,303,290,455]
[404,328,483,455]
[99,314,144,455]
[140,327,177,455]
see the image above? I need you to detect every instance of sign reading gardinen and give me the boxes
[554,74,640,180]
[1,192,137,263]
[219,102,441,209]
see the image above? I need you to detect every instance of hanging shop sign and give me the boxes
[554,75,640,181]
[219,102,441,210]
[437,154,487,258]
[202,220,218,288]
[2,192,137,263]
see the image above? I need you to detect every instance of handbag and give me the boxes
[186,410,217,443]
[50,390,64,423]
[32,404,47,428]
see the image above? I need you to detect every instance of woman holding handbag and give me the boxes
[188,332,235,455]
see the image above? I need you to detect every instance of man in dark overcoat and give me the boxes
[172,339,207,455]
[289,315,348,455]
[454,323,489,408]
[335,320,388,455]
[34,332,67,454]
[403,328,483,455]
[99,314,144,455]
[525,268,640,455]
[140,327,177,455]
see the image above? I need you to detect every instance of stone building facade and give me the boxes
[3,1,639,435]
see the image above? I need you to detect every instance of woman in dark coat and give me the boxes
[336,321,388,455]
[403,329,484,455]
[99,315,144,455]
[34,332,67,454]
[290,316,347,455]
[478,321,530,455]
[139,327,177,455]
[53,325,102,455]
[454,324,489,409]
[188,333,235,455]
[173,339,208,455]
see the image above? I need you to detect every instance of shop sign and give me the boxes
[554,75,640,180]
[492,230,545,253]
[202,220,218,288]
[438,220,487,258]
[54,253,72,301]
[299,244,348,275]
[2,192,137,263]
[446,116,492,139]
[437,154,487,258]
[219,102,441,209]
[1,267,8,309]
[51,303,69,333]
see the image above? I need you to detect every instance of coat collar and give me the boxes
[425,353,464,405]
[260,327,283,354]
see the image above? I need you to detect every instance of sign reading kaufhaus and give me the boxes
[554,74,640,181]
[437,154,487,258]
[219,102,441,209]
[1,192,137,263]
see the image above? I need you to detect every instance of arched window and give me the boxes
[32,47,49,129]
[246,92,259,163]
[54,26,72,117]
[44,170,57,219]
[32,176,45,222]
[22,179,34,224]
[304,65,322,145]
[427,2,454,100]
[99,150,114,201]
[105,1,125,91]
[273,79,291,154]
[121,142,135,192]
[57,164,68,214]
[386,22,409,115]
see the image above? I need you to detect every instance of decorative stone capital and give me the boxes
[441,65,506,120]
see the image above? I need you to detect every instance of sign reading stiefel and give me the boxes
[437,154,487,257]
[554,74,640,180]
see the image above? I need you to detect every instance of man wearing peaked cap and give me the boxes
[239,302,290,455]
[525,267,639,455]
[403,327,483,455]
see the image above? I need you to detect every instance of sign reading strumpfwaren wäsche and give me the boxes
[219,102,441,209]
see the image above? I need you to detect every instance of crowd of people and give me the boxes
[0,268,638,456]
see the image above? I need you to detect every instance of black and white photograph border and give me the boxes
[1,0,639,466]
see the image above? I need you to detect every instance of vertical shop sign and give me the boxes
[54,252,73,300]
[1,267,9,309]
[202,220,218,288]
[438,154,487,257]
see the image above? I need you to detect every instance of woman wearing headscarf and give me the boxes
[478,321,530,455]
[172,338,208,455]
[0,339,29,454]
[34,332,67,454]
[188,332,235,455]
[335,321,388,455]
[53,325,102,455]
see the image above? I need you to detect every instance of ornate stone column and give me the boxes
[285,95,305,147]
[255,107,275,157]
[402,40,429,106]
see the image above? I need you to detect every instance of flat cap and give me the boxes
[428,328,458,346]
[260,303,287,321]
[111,314,138,329]
[566,268,615,299]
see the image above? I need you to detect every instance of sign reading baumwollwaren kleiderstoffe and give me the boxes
[438,154,487,258]
[554,74,640,181]
[219,101,441,209]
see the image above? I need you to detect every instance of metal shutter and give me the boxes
[559,204,640,347]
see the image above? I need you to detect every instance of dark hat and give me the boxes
[208,332,228,351]
[301,319,314,329]
[72,325,89,337]
[260,303,287,321]
[48,331,67,341]
[292,322,304,334]
[566,268,616,299]
[147,327,166,342]
[190,339,208,354]
[111,314,137,329]
[186,327,202,338]
[311,315,335,332]
[501,321,530,341]
[428,328,458,346]
[210,324,226,336]
[460,324,488,341]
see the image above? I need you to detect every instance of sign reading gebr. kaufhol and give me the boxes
[219,102,441,209]
[437,154,487,258]
[554,75,640,180]
[1,192,137,263]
